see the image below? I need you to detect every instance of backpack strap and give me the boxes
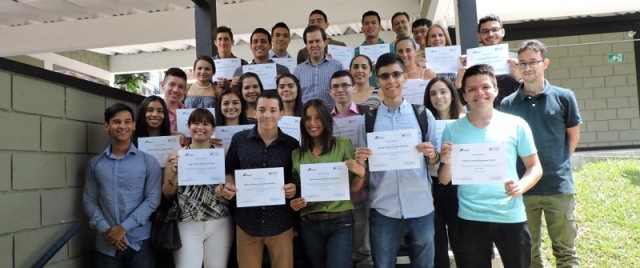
[364,107,378,134]
[411,104,429,143]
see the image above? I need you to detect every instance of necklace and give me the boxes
[194,82,212,89]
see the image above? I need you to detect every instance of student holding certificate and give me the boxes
[277,73,303,117]
[423,77,465,268]
[425,22,464,88]
[238,72,263,122]
[289,99,366,268]
[215,88,252,126]
[438,64,542,267]
[163,108,232,268]
[135,96,186,147]
[184,56,221,109]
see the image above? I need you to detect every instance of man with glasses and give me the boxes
[501,40,581,268]
[294,25,344,108]
[412,18,432,67]
[356,53,439,268]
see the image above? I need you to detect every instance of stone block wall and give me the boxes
[0,67,139,267]
[57,50,110,71]
[506,32,639,148]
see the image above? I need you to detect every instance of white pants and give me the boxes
[174,216,234,268]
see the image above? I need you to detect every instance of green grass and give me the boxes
[539,159,640,267]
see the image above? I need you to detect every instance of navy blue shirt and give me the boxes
[225,126,299,237]
[501,80,582,195]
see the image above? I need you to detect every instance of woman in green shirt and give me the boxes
[289,99,366,268]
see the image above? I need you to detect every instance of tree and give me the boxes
[114,73,150,94]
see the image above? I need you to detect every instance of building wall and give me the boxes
[505,32,639,148]
[0,69,138,267]
[57,50,110,71]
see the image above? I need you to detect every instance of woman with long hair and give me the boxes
[135,95,187,147]
[184,56,221,109]
[395,36,436,80]
[425,22,464,88]
[349,55,381,109]
[289,99,366,268]
[423,77,464,268]
[215,88,252,126]
[238,72,263,121]
[277,73,303,116]
[164,108,233,268]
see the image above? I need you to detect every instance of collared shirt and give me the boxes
[331,102,360,118]
[355,38,394,88]
[331,102,368,202]
[367,100,437,219]
[168,102,185,132]
[294,57,344,108]
[269,50,291,58]
[214,53,249,65]
[232,59,291,90]
[83,144,162,256]
[296,38,346,64]
[501,80,582,195]
[225,126,300,237]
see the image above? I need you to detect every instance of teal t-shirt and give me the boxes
[441,111,536,223]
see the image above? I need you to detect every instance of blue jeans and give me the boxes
[459,218,531,268]
[300,212,354,268]
[369,209,435,268]
[95,239,154,268]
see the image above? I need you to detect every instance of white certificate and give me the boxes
[333,116,363,148]
[451,143,507,185]
[434,120,455,150]
[359,44,390,64]
[425,46,461,74]
[271,57,297,73]
[213,58,241,80]
[466,44,510,75]
[402,79,429,105]
[214,124,254,149]
[243,63,277,89]
[137,136,182,168]
[328,45,355,69]
[177,148,225,186]
[367,129,421,172]
[278,116,301,142]
[176,108,216,137]
[235,167,285,207]
[300,162,350,202]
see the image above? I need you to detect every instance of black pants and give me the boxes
[432,179,463,268]
[458,219,531,268]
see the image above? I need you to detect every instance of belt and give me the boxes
[304,210,352,221]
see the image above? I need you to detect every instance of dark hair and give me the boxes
[349,54,374,71]
[256,90,284,111]
[309,9,328,22]
[104,103,134,122]
[239,72,264,97]
[187,108,216,128]
[461,64,497,93]
[375,53,405,73]
[424,77,462,120]
[193,55,216,77]
[362,10,381,24]
[136,96,171,138]
[214,26,233,40]
[391,12,410,24]
[299,99,335,156]
[216,88,250,126]
[518,39,547,59]
[426,23,452,47]
[276,73,303,116]
[271,22,290,35]
[412,18,432,29]
[330,70,355,85]
[395,36,417,50]
[164,67,187,82]
[303,25,327,44]
[250,27,272,45]
[477,14,502,32]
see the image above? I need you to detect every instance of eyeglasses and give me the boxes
[479,27,502,35]
[377,71,404,80]
[330,83,353,90]
[515,60,544,69]
[413,29,428,35]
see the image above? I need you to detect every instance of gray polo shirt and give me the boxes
[500,80,582,195]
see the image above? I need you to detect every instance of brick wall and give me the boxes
[506,32,640,148]
[0,69,138,267]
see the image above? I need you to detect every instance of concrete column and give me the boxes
[454,0,478,52]
[193,0,217,57]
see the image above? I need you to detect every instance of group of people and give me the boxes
[83,9,581,268]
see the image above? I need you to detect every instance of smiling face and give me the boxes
[161,75,186,104]
[277,77,298,103]
[428,81,453,116]
[350,56,373,85]
[251,32,271,60]
[215,32,233,55]
[412,25,428,47]
[517,49,549,85]
[395,39,416,67]
[194,59,213,83]
[392,14,410,38]
[463,74,498,112]
[272,27,290,52]
[309,13,328,29]
[329,76,355,106]
[304,106,324,140]
[376,63,407,102]
[477,20,504,46]
[361,15,380,39]
[105,110,135,142]
[145,100,164,130]
[427,26,447,47]
[255,97,282,131]
[220,93,242,122]
[241,76,261,104]
[188,120,214,142]
[305,30,326,61]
